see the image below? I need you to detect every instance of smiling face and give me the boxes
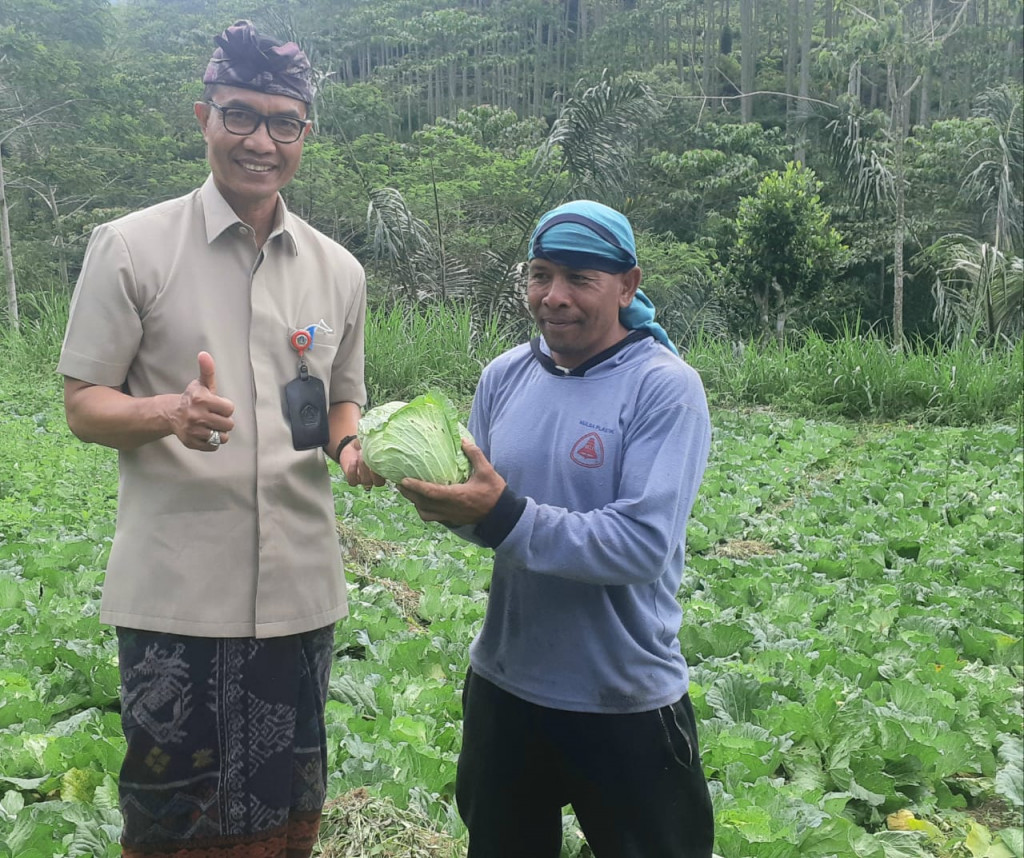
[527,259,641,368]
[194,84,310,225]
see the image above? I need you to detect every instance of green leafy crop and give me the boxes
[359,391,473,485]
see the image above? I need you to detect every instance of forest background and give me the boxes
[0,0,1022,349]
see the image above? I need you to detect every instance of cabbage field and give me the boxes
[0,376,1021,856]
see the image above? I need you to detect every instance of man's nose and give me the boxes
[543,275,572,305]
[242,119,276,150]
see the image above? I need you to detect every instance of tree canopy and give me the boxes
[1,0,1021,343]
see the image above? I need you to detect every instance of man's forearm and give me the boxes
[64,380,179,451]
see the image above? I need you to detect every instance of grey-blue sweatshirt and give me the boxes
[460,332,711,714]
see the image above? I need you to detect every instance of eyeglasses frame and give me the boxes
[204,100,311,144]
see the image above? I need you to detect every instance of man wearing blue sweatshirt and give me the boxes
[398,200,714,857]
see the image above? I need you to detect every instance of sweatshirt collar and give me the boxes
[530,329,649,377]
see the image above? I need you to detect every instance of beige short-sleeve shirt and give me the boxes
[58,177,367,638]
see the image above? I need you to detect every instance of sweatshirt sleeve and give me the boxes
[445,363,517,547]
[493,372,711,586]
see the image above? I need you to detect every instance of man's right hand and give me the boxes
[171,351,235,451]
[397,440,505,525]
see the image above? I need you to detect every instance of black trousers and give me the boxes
[456,669,715,858]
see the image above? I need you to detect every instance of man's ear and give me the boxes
[620,267,642,307]
[194,101,210,134]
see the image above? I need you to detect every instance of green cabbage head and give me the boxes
[358,391,473,484]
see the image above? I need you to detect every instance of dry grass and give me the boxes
[337,520,400,568]
[316,788,463,858]
[712,539,776,559]
[336,520,427,630]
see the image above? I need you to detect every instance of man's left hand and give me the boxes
[341,441,386,490]
[398,440,506,525]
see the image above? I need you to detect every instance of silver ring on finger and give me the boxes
[207,429,222,447]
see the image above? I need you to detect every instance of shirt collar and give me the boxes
[199,175,299,255]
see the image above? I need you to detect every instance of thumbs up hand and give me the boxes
[172,351,236,451]
[198,350,218,394]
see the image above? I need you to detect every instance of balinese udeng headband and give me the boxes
[203,20,314,104]
[528,200,679,355]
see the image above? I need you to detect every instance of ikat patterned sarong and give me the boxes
[115,625,335,858]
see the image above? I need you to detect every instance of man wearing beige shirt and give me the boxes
[57,20,379,858]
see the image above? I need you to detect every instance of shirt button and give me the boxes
[238,225,251,235]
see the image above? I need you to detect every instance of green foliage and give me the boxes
[640,120,789,241]
[2,0,1021,346]
[536,70,662,202]
[433,105,548,158]
[317,81,404,142]
[961,85,1024,255]
[633,232,728,347]
[917,236,1024,344]
[364,302,519,408]
[1,331,1020,856]
[689,328,1023,425]
[728,163,849,338]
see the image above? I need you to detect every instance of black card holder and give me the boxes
[284,373,330,450]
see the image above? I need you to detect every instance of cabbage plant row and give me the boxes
[0,394,1021,857]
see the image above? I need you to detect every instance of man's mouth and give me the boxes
[239,161,275,173]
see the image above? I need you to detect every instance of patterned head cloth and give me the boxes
[529,200,679,355]
[203,20,314,104]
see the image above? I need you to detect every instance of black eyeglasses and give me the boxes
[206,101,310,144]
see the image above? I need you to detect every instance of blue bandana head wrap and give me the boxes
[528,200,678,355]
[203,20,314,104]
[529,200,637,273]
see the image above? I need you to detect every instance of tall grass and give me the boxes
[3,289,69,364]
[688,329,1023,426]
[0,289,70,414]
[3,292,1020,427]
[365,301,519,407]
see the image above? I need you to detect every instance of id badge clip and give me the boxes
[285,329,329,451]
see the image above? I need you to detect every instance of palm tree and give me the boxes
[924,237,1023,343]
[921,85,1023,343]
[534,69,662,202]
[961,85,1023,256]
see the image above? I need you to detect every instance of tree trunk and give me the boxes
[0,145,19,331]
[45,185,69,289]
[887,63,921,348]
[891,63,906,347]
[704,0,712,99]
[786,0,797,126]
[740,0,755,122]
[448,60,456,116]
[772,279,788,344]
[893,167,906,348]
[534,13,544,115]
[848,59,861,101]
[918,66,930,127]
[794,0,812,162]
